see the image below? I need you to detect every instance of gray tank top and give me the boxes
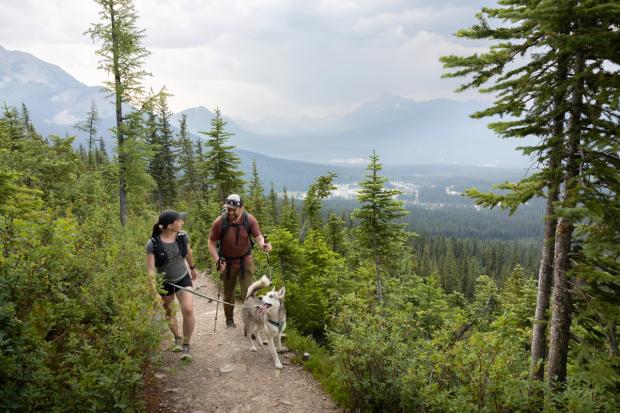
[145,234,189,283]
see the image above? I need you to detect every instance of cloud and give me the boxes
[1,0,490,120]
[47,109,79,126]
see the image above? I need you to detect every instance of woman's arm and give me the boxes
[185,244,199,280]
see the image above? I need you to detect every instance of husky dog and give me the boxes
[242,275,287,369]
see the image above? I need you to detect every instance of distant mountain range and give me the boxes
[173,96,532,167]
[1,44,536,168]
[1,43,539,205]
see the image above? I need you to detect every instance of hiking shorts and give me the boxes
[161,272,193,296]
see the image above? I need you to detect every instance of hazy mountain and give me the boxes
[176,94,534,168]
[0,45,117,144]
[1,45,533,169]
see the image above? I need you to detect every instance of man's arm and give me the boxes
[250,217,272,252]
[254,234,272,252]
[208,237,225,272]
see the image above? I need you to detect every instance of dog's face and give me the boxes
[258,287,285,316]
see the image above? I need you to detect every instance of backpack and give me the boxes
[151,231,189,268]
[217,211,255,258]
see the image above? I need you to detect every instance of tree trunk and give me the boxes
[546,51,584,390]
[110,3,127,226]
[373,236,383,303]
[530,58,568,381]
[530,191,558,379]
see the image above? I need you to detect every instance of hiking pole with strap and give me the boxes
[212,267,223,334]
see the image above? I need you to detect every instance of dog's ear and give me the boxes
[277,286,285,299]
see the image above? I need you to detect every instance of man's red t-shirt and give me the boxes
[209,212,261,268]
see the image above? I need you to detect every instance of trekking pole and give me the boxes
[212,262,223,334]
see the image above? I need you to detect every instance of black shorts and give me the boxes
[161,272,193,296]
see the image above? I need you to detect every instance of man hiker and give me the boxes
[146,210,199,361]
[208,194,272,328]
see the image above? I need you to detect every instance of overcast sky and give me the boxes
[0,0,491,122]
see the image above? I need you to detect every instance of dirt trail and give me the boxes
[146,273,341,413]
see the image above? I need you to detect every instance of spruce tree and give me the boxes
[200,108,244,206]
[194,139,210,202]
[351,151,408,303]
[87,0,153,225]
[247,159,265,223]
[442,0,620,392]
[266,182,279,227]
[74,100,100,168]
[325,211,346,254]
[176,114,198,197]
[301,172,336,239]
[153,92,177,208]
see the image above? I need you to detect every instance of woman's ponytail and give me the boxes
[151,223,163,238]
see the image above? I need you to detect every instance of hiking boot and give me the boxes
[171,336,182,352]
[226,319,236,328]
[180,344,192,361]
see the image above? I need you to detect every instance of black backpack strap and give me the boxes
[176,231,189,257]
[151,236,167,268]
[242,212,255,249]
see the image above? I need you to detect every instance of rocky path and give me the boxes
[145,273,341,413]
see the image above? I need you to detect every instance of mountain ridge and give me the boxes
[1,45,532,168]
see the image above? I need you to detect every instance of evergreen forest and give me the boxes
[1,0,618,412]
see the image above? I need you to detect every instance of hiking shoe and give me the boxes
[171,336,182,352]
[226,319,236,328]
[180,344,192,361]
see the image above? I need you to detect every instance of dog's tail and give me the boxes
[246,275,270,299]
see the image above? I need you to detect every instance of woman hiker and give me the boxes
[146,210,199,361]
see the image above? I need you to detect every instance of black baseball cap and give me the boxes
[158,210,188,226]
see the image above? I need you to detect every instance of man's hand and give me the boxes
[261,234,272,253]
[217,258,226,273]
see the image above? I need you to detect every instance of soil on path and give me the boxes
[145,273,341,413]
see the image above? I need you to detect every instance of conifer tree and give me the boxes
[176,114,198,197]
[122,110,155,214]
[200,108,244,205]
[20,103,35,139]
[266,182,278,227]
[442,0,620,392]
[301,172,336,239]
[279,188,299,237]
[152,92,177,208]
[194,139,210,202]
[247,159,265,223]
[351,151,408,302]
[3,103,25,147]
[87,0,153,225]
[74,100,100,168]
[325,211,346,254]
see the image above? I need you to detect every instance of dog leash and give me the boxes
[166,282,259,308]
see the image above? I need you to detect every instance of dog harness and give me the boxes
[267,318,285,333]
